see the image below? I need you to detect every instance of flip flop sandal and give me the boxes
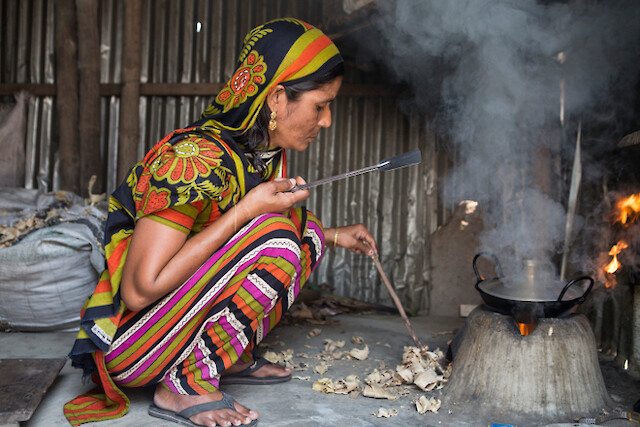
[148,391,258,427]
[220,357,292,386]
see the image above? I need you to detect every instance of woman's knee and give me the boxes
[252,213,301,244]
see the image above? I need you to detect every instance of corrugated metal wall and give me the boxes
[1,0,56,190]
[289,102,447,313]
[1,0,455,313]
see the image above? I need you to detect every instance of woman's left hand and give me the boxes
[325,224,377,255]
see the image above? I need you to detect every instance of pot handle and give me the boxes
[557,276,594,303]
[473,252,504,282]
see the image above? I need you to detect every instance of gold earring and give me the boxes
[269,111,277,131]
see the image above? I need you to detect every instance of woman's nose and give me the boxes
[318,107,332,128]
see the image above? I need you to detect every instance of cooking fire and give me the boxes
[603,192,640,288]
[614,193,640,225]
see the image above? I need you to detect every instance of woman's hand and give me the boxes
[238,176,310,218]
[325,224,377,255]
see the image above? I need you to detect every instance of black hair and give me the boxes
[235,61,345,172]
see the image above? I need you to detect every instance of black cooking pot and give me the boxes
[473,252,594,324]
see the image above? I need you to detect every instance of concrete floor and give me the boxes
[1,313,639,427]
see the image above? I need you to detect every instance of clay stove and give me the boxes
[443,306,614,423]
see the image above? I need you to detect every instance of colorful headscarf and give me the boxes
[65,18,342,426]
[197,17,343,135]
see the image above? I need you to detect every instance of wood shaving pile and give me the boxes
[396,346,450,392]
[312,375,360,395]
[351,335,364,345]
[263,349,303,370]
[415,395,441,414]
[263,329,449,417]
[263,348,310,371]
[308,328,322,337]
[314,362,328,375]
[0,215,45,248]
[362,383,398,400]
[347,345,369,360]
[311,344,450,416]
[0,191,106,249]
[373,408,398,418]
[318,338,346,361]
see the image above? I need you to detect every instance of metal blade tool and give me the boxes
[290,149,422,192]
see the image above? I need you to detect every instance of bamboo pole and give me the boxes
[118,0,143,182]
[55,0,80,194]
[76,0,102,197]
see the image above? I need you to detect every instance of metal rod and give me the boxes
[291,149,421,192]
[291,162,387,192]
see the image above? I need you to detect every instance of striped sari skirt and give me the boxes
[64,207,324,425]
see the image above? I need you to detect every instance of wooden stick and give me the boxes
[55,0,80,195]
[118,0,143,183]
[76,0,103,197]
[368,248,423,348]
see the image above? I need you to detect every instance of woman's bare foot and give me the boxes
[153,384,259,427]
[222,359,291,379]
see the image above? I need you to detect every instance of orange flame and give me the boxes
[603,240,628,288]
[517,322,536,336]
[602,193,639,289]
[605,241,628,274]
[614,193,640,225]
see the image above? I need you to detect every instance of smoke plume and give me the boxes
[362,0,640,272]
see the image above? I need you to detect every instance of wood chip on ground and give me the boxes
[373,408,398,418]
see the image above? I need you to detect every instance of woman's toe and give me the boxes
[234,402,259,420]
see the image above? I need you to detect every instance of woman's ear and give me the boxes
[266,84,285,114]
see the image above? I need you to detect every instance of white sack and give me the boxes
[0,189,105,331]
